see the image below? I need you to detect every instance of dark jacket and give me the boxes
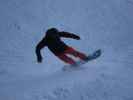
[35,28,80,62]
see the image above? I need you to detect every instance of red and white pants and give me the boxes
[55,47,88,65]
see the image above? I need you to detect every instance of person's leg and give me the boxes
[56,53,76,65]
[65,47,88,61]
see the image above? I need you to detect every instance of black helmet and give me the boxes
[46,28,58,34]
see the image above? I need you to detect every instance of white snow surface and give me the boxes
[0,0,133,100]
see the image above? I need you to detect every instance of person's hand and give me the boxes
[37,56,43,63]
[75,36,80,40]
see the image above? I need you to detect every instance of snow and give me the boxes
[0,0,133,100]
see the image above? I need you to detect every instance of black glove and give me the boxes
[75,36,80,40]
[37,56,43,63]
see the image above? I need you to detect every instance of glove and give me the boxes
[37,56,43,63]
[75,36,80,40]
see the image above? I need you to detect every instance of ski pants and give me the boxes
[55,47,88,65]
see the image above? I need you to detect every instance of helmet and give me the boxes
[46,28,58,34]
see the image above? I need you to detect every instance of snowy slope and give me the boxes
[0,0,133,100]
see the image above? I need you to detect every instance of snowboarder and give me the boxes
[35,28,89,65]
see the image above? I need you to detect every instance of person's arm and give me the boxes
[35,38,46,63]
[58,31,80,40]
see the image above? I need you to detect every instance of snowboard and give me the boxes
[62,49,102,71]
